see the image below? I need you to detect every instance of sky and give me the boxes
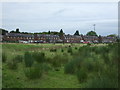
[1,2,118,36]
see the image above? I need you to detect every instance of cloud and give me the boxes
[2,2,118,36]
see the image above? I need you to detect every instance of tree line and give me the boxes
[0,28,118,37]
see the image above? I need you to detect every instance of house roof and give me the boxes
[6,33,34,37]
[37,34,59,38]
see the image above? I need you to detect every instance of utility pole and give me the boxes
[93,24,96,32]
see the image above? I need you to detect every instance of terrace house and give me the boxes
[4,33,34,42]
[83,35,99,43]
[35,34,61,43]
[64,34,82,43]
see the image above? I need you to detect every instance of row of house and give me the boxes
[1,32,116,43]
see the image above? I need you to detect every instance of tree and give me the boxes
[107,34,117,37]
[16,28,20,33]
[60,29,64,35]
[0,28,8,35]
[10,30,16,33]
[98,35,102,43]
[48,31,51,34]
[74,30,80,36]
[86,31,98,36]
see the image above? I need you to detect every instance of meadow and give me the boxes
[2,43,119,88]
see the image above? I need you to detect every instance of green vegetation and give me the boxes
[2,52,7,63]
[74,30,80,36]
[24,52,34,67]
[24,63,43,79]
[86,31,98,36]
[2,43,119,88]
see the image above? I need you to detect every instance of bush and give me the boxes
[42,63,52,73]
[50,48,57,52]
[64,61,76,74]
[61,49,64,52]
[75,47,78,50]
[24,52,34,67]
[15,55,23,63]
[2,52,7,63]
[64,58,82,74]
[52,54,62,68]
[62,53,69,64]
[77,68,88,83]
[32,52,45,63]
[87,43,91,46]
[67,47,73,55]
[83,76,118,88]
[24,63,43,79]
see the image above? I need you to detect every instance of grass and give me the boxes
[2,43,118,88]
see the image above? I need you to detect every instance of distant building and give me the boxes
[101,36,116,43]
[3,33,34,42]
[0,35,3,42]
[63,35,82,43]
[2,32,117,43]
[83,35,99,43]
[36,34,61,43]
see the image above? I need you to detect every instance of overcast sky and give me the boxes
[2,2,118,36]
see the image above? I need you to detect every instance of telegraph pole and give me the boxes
[93,24,96,32]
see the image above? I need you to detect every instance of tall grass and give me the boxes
[64,43,118,88]
[77,68,88,83]
[64,58,83,74]
[2,52,7,63]
[24,52,34,67]
[7,58,18,70]
[32,52,45,63]
[15,55,23,63]
[67,47,73,55]
[24,63,43,79]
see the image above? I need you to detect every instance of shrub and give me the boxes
[52,54,62,68]
[62,53,69,64]
[61,49,64,52]
[24,63,43,79]
[64,61,76,74]
[46,57,53,64]
[2,52,7,63]
[77,68,88,83]
[15,55,23,63]
[64,58,82,74]
[24,52,34,67]
[83,76,118,88]
[50,48,57,52]
[82,58,94,72]
[67,47,73,55]
[42,63,52,73]
[75,47,78,50]
[78,46,91,57]
[87,43,91,46]
[32,52,45,63]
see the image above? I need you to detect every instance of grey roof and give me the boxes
[37,34,59,38]
[64,35,82,38]
[6,33,34,37]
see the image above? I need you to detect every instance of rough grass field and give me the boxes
[2,43,119,88]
